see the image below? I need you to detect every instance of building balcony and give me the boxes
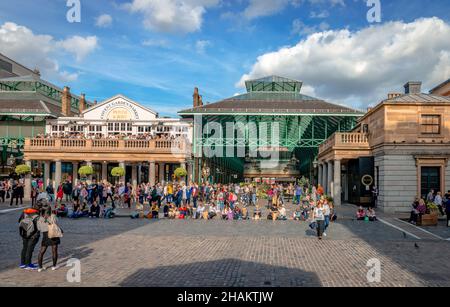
[24,138,191,163]
[318,132,371,161]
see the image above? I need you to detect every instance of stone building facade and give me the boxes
[318,81,450,213]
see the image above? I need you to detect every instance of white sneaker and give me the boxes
[38,267,46,272]
[323,233,327,237]
[51,266,58,271]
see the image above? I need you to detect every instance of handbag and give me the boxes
[48,222,63,239]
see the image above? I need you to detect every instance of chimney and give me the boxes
[388,92,402,99]
[199,95,203,107]
[79,93,86,113]
[61,86,72,116]
[404,81,422,94]
[193,87,200,107]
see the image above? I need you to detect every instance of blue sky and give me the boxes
[0,0,449,116]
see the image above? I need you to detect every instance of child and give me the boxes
[356,206,367,220]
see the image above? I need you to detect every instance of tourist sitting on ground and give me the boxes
[151,203,159,219]
[233,206,242,220]
[278,205,287,220]
[268,206,279,221]
[226,207,234,220]
[196,203,205,219]
[55,203,68,218]
[103,204,115,219]
[367,207,377,221]
[356,206,367,220]
[409,198,421,225]
[69,202,89,218]
[293,207,302,221]
[253,205,262,220]
[131,202,144,219]
[89,201,101,218]
[241,206,249,220]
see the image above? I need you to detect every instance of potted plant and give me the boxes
[15,164,31,176]
[419,202,439,226]
[174,167,187,182]
[78,165,94,182]
[111,167,125,184]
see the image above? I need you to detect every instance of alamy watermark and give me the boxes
[366,258,381,283]
[367,0,382,23]
[66,0,81,23]
[66,258,81,283]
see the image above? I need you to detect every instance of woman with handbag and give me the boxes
[37,205,62,272]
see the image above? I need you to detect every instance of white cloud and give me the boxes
[0,22,98,82]
[95,14,113,28]
[58,36,98,62]
[124,0,220,33]
[238,17,450,109]
[291,19,329,36]
[142,39,169,48]
[243,0,343,20]
[195,40,212,54]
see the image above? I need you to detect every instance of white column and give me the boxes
[149,161,156,186]
[24,160,32,202]
[327,161,333,196]
[333,159,342,206]
[72,162,79,185]
[44,161,50,188]
[54,160,62,188]
[159,162,165,183]
[102,161,108,182]
[131,164,138,188]
[119,161,126,183]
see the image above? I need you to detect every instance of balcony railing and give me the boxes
[319,132,369,154]
[25,138,188,154]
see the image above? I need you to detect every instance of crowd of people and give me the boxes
[409,189,450,226]
[34,132,186,141]
[0,179,25,206]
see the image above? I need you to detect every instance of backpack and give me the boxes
[19,215,38,239]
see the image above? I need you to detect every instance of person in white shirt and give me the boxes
[312,202,326,240]
[322,201,331,237]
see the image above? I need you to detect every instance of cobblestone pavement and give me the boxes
[1,203,449,287]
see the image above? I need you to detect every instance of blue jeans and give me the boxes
[324,215,330,230]
[295,195,300,205]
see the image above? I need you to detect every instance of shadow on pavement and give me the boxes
[119,258,321,287]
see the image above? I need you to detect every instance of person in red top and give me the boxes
[56,184,64,204]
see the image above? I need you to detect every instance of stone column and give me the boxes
[131,164,138,188]
[149,161,156,186]
[86,161,93,182]
[318,163,323,188]
[119,161,126,183]
[24,160,32,202]
[44,161,50,188]
[72,162,79,185]
[159,162,165,183]
[333,159,342,206]
[54,160,62,189]
[327,161,333,196]
[102,162,108,183]
[322,163,328,194]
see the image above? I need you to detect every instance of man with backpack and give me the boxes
[18,203,42,270]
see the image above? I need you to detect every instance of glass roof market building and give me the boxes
[179,76,364,184]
